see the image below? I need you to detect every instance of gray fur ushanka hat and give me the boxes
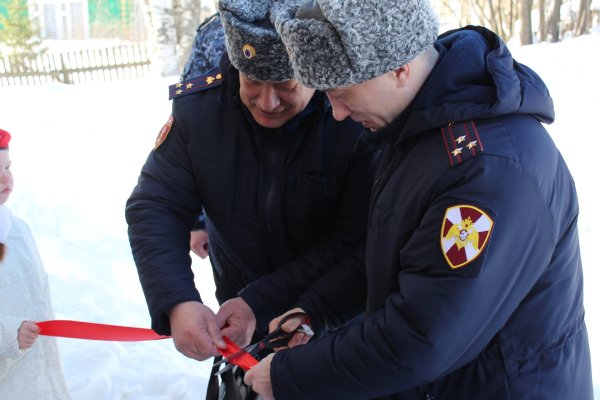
[271,0,439,90]
[219,0,294,81]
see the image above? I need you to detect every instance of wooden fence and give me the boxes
[0,43,152,86]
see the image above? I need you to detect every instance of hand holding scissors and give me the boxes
[213,311,313,375]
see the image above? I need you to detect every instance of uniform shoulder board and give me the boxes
[440,120,484,166]
[168,67,223,100]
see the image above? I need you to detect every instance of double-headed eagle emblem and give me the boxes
[441,205,493,269]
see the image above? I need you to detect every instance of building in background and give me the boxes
[0,0,149,41]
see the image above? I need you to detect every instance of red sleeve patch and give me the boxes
[154,114,174,150]
[440,204,494,269]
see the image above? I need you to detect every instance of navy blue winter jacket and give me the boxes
[270,26,593,400]
[125,55,380,335]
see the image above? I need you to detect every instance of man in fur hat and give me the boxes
[126,0,379,370]
[244,1,593,399]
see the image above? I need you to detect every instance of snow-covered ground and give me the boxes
[0,29,598,398]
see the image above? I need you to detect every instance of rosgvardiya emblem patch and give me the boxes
[440,205,493,269]
[155,114,174,150]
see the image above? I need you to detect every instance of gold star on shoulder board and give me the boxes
[168,68,224,100]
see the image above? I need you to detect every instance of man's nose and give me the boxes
[258,87,281,111]
[328,98,352,121]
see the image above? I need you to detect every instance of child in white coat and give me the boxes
[0,128,70,399]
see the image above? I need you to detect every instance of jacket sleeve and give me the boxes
[0,316,22,359]
[292,244,367,335]
[239,137,380,333]
[269,154,567,399]
[125,109,203,335]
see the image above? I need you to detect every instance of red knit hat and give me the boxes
[0,129,11,149]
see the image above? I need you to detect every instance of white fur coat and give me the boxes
[0,210,70,399]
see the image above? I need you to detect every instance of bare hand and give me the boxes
[244,353,274,400]
[169,301,225,361]
[270,307,312,349]
[17,321,40,350]
[216,297,256,348]
[190,230,209,258]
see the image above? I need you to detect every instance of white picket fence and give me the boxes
[0,42,152,86]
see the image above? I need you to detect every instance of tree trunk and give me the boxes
[496,0,507,39]
[509,0,516,39]
[538,0,547,42]
[575,0,591,35]
[458,0,470,26]
[173,0,202,72]
[520,0,534,44]
[547,0,562,42]
[150,0,179,76]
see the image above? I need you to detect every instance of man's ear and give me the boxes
[393,65,410,87]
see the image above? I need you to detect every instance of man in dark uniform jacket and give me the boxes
[244,1,593,399]
[125,0,379,362]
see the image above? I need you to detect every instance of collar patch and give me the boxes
[441,204,493,269]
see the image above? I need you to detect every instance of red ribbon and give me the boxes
[37,320,258,370]
[37,320,257,370]
[36,320,170,341]
[219,336,258,370]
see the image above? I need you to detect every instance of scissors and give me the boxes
[213,311,314,375]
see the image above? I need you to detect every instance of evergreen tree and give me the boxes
[0,0,44,58]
